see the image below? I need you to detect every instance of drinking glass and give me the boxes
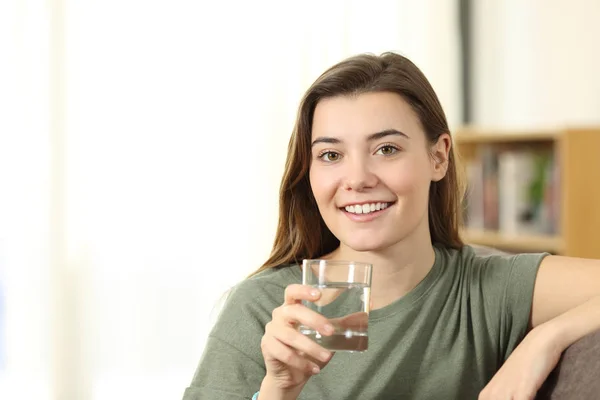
[299,259,372,352]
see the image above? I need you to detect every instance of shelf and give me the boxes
[454,127,560,144]
[461,229,564,254]
[455,126,600,258]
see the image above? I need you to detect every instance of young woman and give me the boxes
[182,52,600,400]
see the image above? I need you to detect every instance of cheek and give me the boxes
[389,170,420,194]
[384,161,431,196]
[309,168,336,204]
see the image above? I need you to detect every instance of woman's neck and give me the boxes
[325,230,436,309]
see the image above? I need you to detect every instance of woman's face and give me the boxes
[309,92,449,253]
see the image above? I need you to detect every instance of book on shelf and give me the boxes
[463,145,559,237]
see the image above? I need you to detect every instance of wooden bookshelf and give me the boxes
[461,230,564,254]
[455,127,560,144]
[455,127,600,259]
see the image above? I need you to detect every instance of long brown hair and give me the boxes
[252,52,464,276]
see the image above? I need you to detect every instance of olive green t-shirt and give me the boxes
[182,245,547,399]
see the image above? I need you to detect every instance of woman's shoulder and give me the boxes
[210,265,301,334]
[246,263,302,289]
[434,244,548,284]
[434,244,549,290]
[437,243,541,266]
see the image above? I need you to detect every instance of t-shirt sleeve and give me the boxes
[182,277,285,400]
[470,250,549,362]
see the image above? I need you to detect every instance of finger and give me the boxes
[262,334,321,375]
[273,325,333,364]
[273,303,334,335]
[284,284,321,305]
[298,349,334,371]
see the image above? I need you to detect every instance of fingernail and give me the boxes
[312,366,320,374]
[310,290,319,297]
[324,324,334,334]
[320,351,331,361]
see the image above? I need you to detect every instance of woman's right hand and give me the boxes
[259,283,335,393]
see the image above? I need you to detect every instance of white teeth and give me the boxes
[344,202,391,215]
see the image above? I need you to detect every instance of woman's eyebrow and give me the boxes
[311,129,409,148]
[367,129,410,141]
[311,136,341,147]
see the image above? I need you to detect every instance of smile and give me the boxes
[343,202,392,215]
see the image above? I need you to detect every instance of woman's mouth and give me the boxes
[342,202,393,215]
[339,201,395,222]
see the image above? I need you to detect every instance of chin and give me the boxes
[341,237,391,253]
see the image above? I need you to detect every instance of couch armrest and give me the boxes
[537,330,600,399]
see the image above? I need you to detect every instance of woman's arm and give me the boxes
[182,280,278,400]
[183,335,266,400]
[531,255,600,336]
[480,255,600,399]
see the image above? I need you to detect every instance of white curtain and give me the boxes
[0,1,460,399]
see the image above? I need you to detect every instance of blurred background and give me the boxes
[0,0,599,399]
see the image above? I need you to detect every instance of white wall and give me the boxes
[0,0,53,398]
[472,0,600,128]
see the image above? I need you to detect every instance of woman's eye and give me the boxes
[376,145,399,155]
[319,151,341,162]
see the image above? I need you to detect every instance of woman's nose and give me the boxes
[342,159,377,192]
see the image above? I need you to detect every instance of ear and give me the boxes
[430,133,451,182]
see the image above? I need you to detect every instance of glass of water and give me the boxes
[299,259,372,352]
